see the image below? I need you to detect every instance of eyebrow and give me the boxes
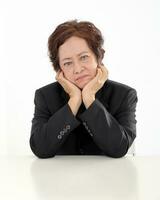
[61,51,89,62]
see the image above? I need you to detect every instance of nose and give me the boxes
[73,60,84,74]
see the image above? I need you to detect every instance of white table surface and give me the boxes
[0,155,160,200]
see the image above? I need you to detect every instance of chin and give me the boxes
[76,81,88,90]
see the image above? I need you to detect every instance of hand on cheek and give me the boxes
[55,69,82,98]
[82,64,108,96]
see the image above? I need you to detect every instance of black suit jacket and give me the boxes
[29,79,138,158]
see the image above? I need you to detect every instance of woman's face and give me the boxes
[58,36,98,89]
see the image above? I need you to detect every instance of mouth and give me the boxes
[76,75,89,82]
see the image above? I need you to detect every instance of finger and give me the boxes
[55,70,61,79]
[59,71,70,85]
[101,65,108,74]
[95,68,102,81]
[97,68,103,78]
[98,69,104,83]
[93,66,107,88]
[57,72,64,84]
[59,71,65,81]
[100,65,109,80]
[55,73,58,80]
[93,69,102,85]
[101,65,108,77]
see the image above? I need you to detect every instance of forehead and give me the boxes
[58,36,92,60]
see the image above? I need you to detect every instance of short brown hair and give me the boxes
[48,19,105,72]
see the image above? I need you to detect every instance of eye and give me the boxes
[80,55,89,61]
[64,61,72,67]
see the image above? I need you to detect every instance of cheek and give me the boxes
[89,67,97,78]
[93,68,97,76]
[63,72,74,83]
[87,60,98,76]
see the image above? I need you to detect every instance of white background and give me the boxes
[0,0,160,156]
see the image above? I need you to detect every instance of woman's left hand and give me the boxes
[82,64,109,107]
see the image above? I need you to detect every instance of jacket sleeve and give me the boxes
[77,89,138,158]
[29,89,81,158]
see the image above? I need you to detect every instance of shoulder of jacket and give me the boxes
[35,81,62,96]
[106,79,136,93]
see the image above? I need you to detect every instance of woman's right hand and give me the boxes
[55,69,82,100]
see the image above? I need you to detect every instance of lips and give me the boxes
[76,75,88,81]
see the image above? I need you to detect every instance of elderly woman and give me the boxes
[29,19,138,158]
